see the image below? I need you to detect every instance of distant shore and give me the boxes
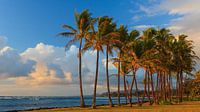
[19,101,200,112]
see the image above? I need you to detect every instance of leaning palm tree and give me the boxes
[102,19,120,107]
[120,30,141,106]
[83,16,118,109]
[172,35,198,102]
[59,9,93,107]
[115,25,129,106]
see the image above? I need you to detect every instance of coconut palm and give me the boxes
[59,9,93,107]
[115,25,129,106]
[154,28,174,102]
[140,28,159,104]
[101,17,119,107]
[119,30,143,106]
[83,16,119,109]
[172,34,198,102]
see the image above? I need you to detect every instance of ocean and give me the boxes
[0,96,137,112]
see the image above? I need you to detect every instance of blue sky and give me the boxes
[0,0,199,96]
[0,0,178,51]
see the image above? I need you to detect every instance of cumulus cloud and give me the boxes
[15,62,72,86]
[0,37,35,79]
[20,43,108,86]
[0,38,114,95]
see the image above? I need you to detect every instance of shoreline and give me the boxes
[17,101,200,112]
[8,103,133,112]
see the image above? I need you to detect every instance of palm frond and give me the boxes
[65,37,78,50]
[58,32,75,37]
[62,25,77,33]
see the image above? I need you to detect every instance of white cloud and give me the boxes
[0,38,35,79]
[102,59,116,70]
[15,62,72,86]
[133,25,155,29]
[136,0,200,63]
[0,36,112,91]
[131,15,141,21]
[157,0,200,60]
[159,0,200,15]
[0,38,113,95]
[20,43,108,86]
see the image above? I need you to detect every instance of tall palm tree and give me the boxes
[172,35,197,102]
[140,28,158,104]
[120,30,142,106]
[59,10,93,107]
[101,17,119,107]
[83,16,119,109]
[154,28,173,102]
[115,25,130,106]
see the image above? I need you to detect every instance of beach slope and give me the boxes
[20,101,200,112]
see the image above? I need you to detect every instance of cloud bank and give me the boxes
[0,36,119,95]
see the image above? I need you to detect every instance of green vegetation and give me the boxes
[59,9,199,108]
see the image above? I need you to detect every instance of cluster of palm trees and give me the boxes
[59,10,198,108]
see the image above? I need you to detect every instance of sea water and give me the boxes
[0,96,136,112]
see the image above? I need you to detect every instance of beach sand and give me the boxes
[20,101,200,112]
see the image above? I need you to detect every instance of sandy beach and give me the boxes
[20,101,200,112]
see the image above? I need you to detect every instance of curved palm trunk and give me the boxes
[79,38,85,107]
[163,72,167,101]
[117,53,121,106]
[180,69,183,102]
[147,71,151,104]
[106,46,113,107]
[176,71,180,103]
[92,50,99,109]
[169,71,172,102]
[134,71,140,105]
[129,70,135,107]
[155,72,159,104]
[142,70,147,104]
[123,75,128,104]
[150,72,155,104]
[129,68,139,107]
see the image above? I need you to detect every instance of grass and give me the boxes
[20,101,200,112]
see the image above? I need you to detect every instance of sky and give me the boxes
[0,0,200,96]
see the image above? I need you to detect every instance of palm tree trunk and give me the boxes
[106,46,113,107]
[163,72,167,101]
[117,53,121,106]
[176,71,180,103]
[129,68,136,107]
[169,70,172,102]
[180,69,183,102]
[155,71,159,104]
[147,71,151,104]
[92,50,99,109]
[142,70,148,104]
[134,71,140,105]
[123,75,128,104]
[150,72,155,104]
[79,38,85,107]
[159,72,162,101]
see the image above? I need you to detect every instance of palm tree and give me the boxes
[59,10,93,107]
[154,28,173,102]
[83,16,119,109]
[119,29,142,106]
[102,17,119,107]
[172,35,197,102]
